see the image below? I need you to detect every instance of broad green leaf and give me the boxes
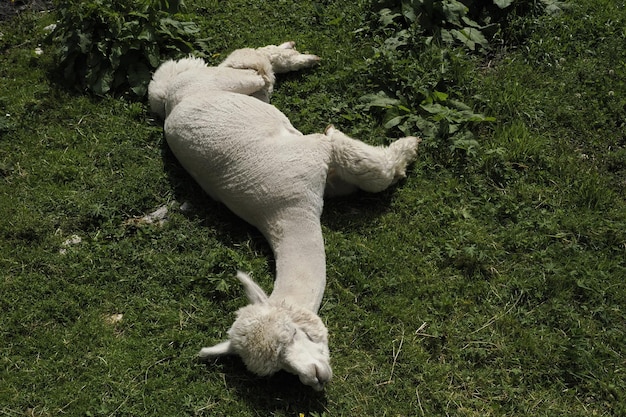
[96,40,109,56]
[379,8,401,26]
[450,27,488,50]
[384,115,406,129]
[462,15,482,28]
[160,18,199,35]
[447,99,471,111]
[421,103,448,115]
[128,62,151,96]
[493,0,514,8]
[123,20,141,38]
[77,32,91,53]
[441,28,453,44]
[361,92,402,109]
[413,116,438,139]
[109,14,123,37]
[401,0,417,22]
[451,135,480,156]
[138,27,156,42]
[442,0,468,27]
[544,0,568,14]
[110,44,122,69]
[384,29,410,51]
[432,91,449,102]
[93,66,114,95]
[145,43,160,68]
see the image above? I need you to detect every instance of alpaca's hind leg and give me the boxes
[325,126,420,194]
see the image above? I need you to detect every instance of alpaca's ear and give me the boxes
[198,340,233,358]
[236,271,269,304]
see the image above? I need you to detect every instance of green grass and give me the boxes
[1,0,625,416]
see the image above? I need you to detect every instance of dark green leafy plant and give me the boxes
[375,0,493,51]
[51,0,199,97]
[360,0,563,159]
[361,89,493,148]
[360,6,495,160]
[374,0,567,50]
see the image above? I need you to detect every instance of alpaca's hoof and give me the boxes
[394,136,421,155]
[300,54,321,68]
[278,41,296,49]
[390,136,421,181]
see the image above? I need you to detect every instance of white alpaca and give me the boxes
[148,42,420,390]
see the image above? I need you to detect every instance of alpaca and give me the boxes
[148,42,420,390]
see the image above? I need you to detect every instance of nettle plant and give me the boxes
[51,0,199,97]
[361,0,562,159]
[375,0,566,50]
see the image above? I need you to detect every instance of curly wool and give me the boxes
[228,302,328,376]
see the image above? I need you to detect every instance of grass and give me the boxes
[1,0,625,416]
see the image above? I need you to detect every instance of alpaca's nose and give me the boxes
[315,363,332,386]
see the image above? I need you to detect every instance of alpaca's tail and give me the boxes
[148,57,207,119]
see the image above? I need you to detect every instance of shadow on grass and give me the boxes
[322,187,398,231]
[213,356,329,414]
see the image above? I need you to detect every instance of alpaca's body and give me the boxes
[148,43,419,390]
[168,95,328,309]
[158,64,330,311]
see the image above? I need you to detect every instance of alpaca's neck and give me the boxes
[262,212,326,313]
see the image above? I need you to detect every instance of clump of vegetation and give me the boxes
[51,0,199,97]
[360,0,567,162]
[372,0,567,50]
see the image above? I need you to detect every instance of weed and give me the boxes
[50,0,199,97]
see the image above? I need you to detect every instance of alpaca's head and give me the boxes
[199,272,332,391]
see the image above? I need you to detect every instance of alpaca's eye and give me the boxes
[304,331,314,342]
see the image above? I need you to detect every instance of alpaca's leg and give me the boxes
[219,48,276,102]
[218,43,318,102]
[257,42,320,74]
[324,173,359,197]
[325,126,420,193]
[223,69,269,98]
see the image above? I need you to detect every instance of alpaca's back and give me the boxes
[163,91,330,231]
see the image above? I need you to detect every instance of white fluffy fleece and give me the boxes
[148,43,419,390]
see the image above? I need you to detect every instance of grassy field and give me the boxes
[1,0,625,416]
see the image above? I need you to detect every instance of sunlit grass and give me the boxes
[1,0,625,416]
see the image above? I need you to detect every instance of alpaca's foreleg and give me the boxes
[257,42,320,74]
[223,69,271,100]
[325,126,420,193]
[219,48,276,102]
[218,43,319,102]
